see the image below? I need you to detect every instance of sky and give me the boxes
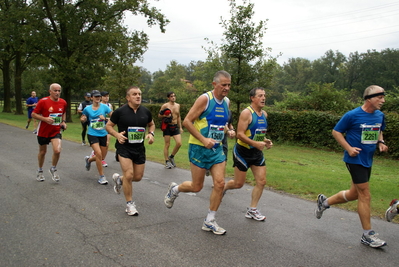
[125,0,399,73]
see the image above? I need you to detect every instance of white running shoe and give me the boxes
[112,173,122,194]
[245,208,266,221]
[164,182,178,208]
[36,170,45,182]
[126,202,138,216]
[49,168,60,182]
[168,156,176,167]
[385,199,399,222]
[315,194,329,219]
[97,176,108,185]
[165,160,173,169]
[361,231,387,248]
[202,219,226,235]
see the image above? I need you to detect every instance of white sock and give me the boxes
[364,229,372,235]
[171,185,179,195]
[206,210,216,222]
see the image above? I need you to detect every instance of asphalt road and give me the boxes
[1,123,398,267]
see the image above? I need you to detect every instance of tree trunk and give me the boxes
[62,80,73,122]
[14,50,24,115]
[2,59,12,113]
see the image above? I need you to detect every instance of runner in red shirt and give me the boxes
[32,83,67,182]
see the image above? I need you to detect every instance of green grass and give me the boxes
[1,110,398,221]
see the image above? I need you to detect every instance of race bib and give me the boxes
[128,127,145,144]
[360,124,381,144]
[208,124,225,142]
[253,128,267,141]
[90,119,105,130]
[50,113,62,125]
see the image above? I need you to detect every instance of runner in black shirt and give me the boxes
[106,86,155,216]
[77,92,92,146]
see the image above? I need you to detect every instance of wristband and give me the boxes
[62,120,67,123]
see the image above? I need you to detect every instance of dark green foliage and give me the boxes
[380,87,399,113]
[269,48,399,98]
[267,110,341,150]
[274,83,358,115]
[267,109,399,159]
[205,0,273,117]
[381,112,399,158]
[1,0,169,121]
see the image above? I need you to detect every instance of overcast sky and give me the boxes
[125,0,399,73]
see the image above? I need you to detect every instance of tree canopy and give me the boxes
[202,0,276,116]
[1,0,169,121]
[2,0,399,122]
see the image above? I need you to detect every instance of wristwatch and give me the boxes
[377,140,385,145]
[149,131,154,136]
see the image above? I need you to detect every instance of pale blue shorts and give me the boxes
[188,143,226,170]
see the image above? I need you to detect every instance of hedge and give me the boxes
[143,103,399,159]
[267,110,399,159]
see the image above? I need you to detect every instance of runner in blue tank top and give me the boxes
[224,87,273,221]
[164,70,234,235]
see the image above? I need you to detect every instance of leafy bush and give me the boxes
[267,109,399,159]
[145,86,399,159]
[267,110,341,150]
[274,83,358,115]
[382,112,399,158]
[381,87,399,113]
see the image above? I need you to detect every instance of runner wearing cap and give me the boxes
[81,90,113,185]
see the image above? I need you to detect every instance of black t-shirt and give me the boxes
[110,104,153,148]
[80,100,92,110]
[79,100,92,125]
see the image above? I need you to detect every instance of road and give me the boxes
[0,123,398,267]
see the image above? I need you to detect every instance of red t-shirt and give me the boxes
[33,96,67,138]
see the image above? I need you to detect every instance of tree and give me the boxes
[138,67,153,99]
[102,33,148,105]
[282,57,313,92]
[356,49,399,92]
[13,0,39,115]
[344,51,362,91]
[0,0,19,113]
[148,60,188,103]
[28,0,169,121]
[205,0,274,115]
[22,61,53,98]
[311,50,347,88]
[190,60,217,94]
[0,0,42,114]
